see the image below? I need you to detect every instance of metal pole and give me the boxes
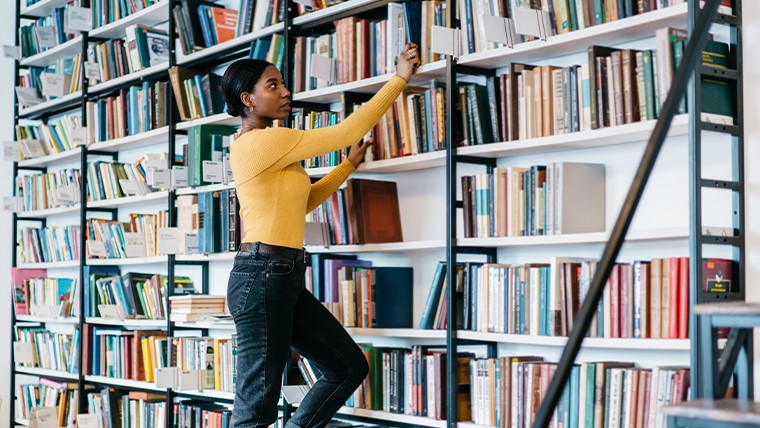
[533,0,723,425]
[77,28,90,414]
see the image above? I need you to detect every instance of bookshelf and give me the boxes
[6,1,744,428]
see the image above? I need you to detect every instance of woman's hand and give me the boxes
[347,137,372,168]
[395,43,421,83]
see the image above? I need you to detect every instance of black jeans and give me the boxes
[227,244,369,428]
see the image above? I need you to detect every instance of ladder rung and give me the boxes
[699,65,739,80]
[715,13,739,26]
[695,302,760,316]
[455,200,464,209]
[700,179,742,191]
[702,235,742,247]
[699,121,740,135]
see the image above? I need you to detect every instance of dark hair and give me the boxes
[221,59,274,118]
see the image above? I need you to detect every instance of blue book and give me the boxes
[195,74,208,117]
[419,262,446,329]
[220,190,230,252]
[197,6,214,47]
[372,267,414,328]
[402,0,422,46]
[128,87,139,135]
[423,89,434,152]
[142,81,152,132]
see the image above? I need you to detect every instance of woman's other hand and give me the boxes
[396,43,421,83]
[348,137,373,168]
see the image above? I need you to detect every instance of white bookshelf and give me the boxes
[15,419,29,427]
[88,63,170,95]
[87,190,169,209]
[86,256,167,266]
[85,317,167,328]
[176,113,239,130]
[85,375,167,392]
[88,0,170,39]
[19,36,83,68]
[16,260,79,269]
[15,315,79,324]
[19,0,71,18]
[176,389,235,401]
[17,147,81,168]
[459,227,693,248]
[16,204,80,218]
[305,240,446,253]
[18,91,82,118]
[176,182,235,196]
[14,366,78,380]
[346,328,447,339]
[88,126,171,153]
[456,331,692,351]
[335,407,445,428]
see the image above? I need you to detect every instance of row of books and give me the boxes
[12,268,78,318]
[247,34,286,70]
[82,326,166,381]
[461,163,606,238]
[168,68,228,121]
[86,81,171,142]
[175,400,232,428]
[90,0,163,31]
[468,357,689,428]
[175,0,284,55]
[15,114,84,159]
[87,388,167,428]
[17,225,80,264]
[15,326,80,373]
[18,57,83,105]
[16,168,81,212]
[176,190,243,255]
[18,2,80,58]
[86,156,167,201]
[315,265,413,329]
[171,334,237,392]
[16,379,79,428]
[82,265,196,318]
[306,178,403,246]
[87,25,170,83]
[86,213,169,259]
[292,109,344,168]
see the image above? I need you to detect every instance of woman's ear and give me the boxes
[240,92,255,110]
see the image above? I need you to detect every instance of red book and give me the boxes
[211,7,238,44]
[11,268,47,316]
[620,264,630,338]
[669,258,680,338]
[610,264,620,338]
[678,257,689,339]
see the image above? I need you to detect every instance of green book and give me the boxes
[188,125,237,186]
[585,363,596,428]
[673,40,687,114]
[701,40,733,122]
[642,50,656,121]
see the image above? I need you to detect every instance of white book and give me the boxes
[554,162,606,234]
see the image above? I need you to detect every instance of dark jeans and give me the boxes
[227,244,369,428]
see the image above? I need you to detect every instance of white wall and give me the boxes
[1,3,17,427]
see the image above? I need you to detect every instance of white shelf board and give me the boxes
[177,23,284,66]
[292,61,446,104]
[459,227,691,248]
[85,317,167,328]
[18,91,82,117]
[335,407,445,428]
[174,321,235,330]
[346,328,447,339]
[86,256,167,266]
[15,315,79,324]
[458,115,690,158]
[88,63,170,94]
[458,4,689,69]
[175,182,235,196]
[17,147,81,168]
[17,204,80,218]
[457,331,691,350]
[89,0,170,39]
[176,389,235,401]
[20,0,72,17]
[85,375,166,391]
[306,151,447,178]
[87,190,168,208]
[20,36,83,68]
[293,0,382,26]
[305,240,446,254]
[16,260,79,269]
[14,366,78,380]
[176,113,239,131]
[15,419,29,427]
[88,126,170,152]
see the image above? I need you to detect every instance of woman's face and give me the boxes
[241,65,292,121]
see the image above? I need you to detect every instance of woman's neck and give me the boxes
[241,115,272,134]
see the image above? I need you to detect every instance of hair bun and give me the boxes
[226,102,241,118]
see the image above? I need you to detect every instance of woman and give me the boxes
[222,43,421,428]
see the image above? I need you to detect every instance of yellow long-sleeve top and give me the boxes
[230,75,408,249]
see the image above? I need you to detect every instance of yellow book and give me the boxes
[213,338,228,391]
[141,337,153,382]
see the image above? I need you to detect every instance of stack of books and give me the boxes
[169,294,227,322]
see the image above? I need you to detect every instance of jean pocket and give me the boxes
[227,271,256,318]
[268,259,295,276]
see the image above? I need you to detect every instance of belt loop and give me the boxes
[253,242,261,256]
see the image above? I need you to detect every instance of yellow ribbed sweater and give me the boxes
[230,76,408,249]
